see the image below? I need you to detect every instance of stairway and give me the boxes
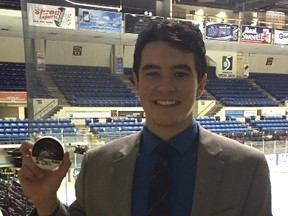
[36,70,70,106]
[114,73,138,96]
[247,78,282,106]
[205,101,223,117]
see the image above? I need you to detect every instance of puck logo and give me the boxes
[32,136,64,170]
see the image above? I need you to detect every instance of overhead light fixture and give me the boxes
[144,11,152,16]
[216,11,227,19]
[195,9,204,16]
[64,0,121,11]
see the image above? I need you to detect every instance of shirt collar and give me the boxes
[142,119,199,154]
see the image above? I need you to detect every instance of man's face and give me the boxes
[134,41,207,139]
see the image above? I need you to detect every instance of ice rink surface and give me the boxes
[270,166,288,216]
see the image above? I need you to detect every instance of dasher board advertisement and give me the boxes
[241,25,272,44]
[274,29,288,45]
[79,9,122,33]
[205,23,239,41]
[27,3,75,29]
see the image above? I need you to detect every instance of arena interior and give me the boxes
[0,0,288,215]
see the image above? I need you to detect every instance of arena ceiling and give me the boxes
[1,0,288,14]
[175,0,288,14]
[0,0,288,55]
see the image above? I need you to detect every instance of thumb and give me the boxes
[57,151,72,178]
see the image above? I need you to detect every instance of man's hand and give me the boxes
[18,139,71,215]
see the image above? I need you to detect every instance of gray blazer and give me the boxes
[56,125,272,216]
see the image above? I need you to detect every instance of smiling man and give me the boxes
[19,19,272,216]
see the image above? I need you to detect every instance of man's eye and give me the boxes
[175,72,189,77]
[145,72,159,77]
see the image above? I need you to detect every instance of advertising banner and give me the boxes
[0,92,27,100]
[241,25,272,44]
[79,8,122,33]
[36,51,45,71]
[244,110,257,118]
[244,63,249,77]
[116,57,123,74]
[274,29,288,45]
[225,110,244,118]
[205,23,239,41]
[218,56,236,78]
[124,14,156,34]
[27,3,75,29]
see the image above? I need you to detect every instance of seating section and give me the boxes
[249,73,288,103]
[0,180,34,215]
[1,116,287,144]
[27,70,52,98]
[0,119,28,144]
[0,62,51,98]
[88,117,253,141]
[248,116,288,133]
[48,65,141,107]
[0,62,26,91]
[205,78,278,106]
[195,117,252,134]
[88,117,144,141]
[1,62,286,107]
[28,118,77,135]
[0,118,78,144]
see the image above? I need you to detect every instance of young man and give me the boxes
[19,19,272,216]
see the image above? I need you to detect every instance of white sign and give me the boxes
[274,29,288,45]
[244,110,257,118]
[27,3,75,29]
[262,109,285,117]
[67,111,111,118]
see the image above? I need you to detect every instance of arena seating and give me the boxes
[249,73,288,103]
[205,78,279,106]
[88,117,144,140]
[0,62,26,91]
[0,118,78,144]
[48,65,141,107]
[87,117,253,141]
[195,117,252,134]
[0,62,52,98]
[0,179,34,215]
[248,116,288,133]
[2,62,285,107]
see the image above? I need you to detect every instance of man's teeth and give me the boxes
[156,100,177,105]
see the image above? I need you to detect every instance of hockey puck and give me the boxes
[32,136,64,170]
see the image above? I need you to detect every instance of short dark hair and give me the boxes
[133,19,207,81]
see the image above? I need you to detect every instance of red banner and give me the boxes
[0,92,27,100]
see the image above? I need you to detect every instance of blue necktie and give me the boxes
[147,143,172,216]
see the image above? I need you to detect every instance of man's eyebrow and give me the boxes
[141,64,160,71]
[142,64,192,72]
[172,64,192,72]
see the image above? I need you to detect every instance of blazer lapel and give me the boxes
[109,132,142,216]
[191,125,225,216]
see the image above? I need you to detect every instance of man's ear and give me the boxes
[197,73,207,97]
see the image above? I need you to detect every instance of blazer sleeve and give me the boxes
[240,152,273,216]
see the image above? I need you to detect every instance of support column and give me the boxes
[156,0,172,18]
[110,44,124,74]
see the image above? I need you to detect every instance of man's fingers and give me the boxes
[21,151,44,178]
[58,151,72,178]
[20,140,34,156]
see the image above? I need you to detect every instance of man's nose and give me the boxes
[156,77,176,92]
